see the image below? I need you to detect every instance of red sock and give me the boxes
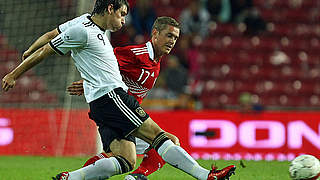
[83,152,111,167]
[132,148,166,176]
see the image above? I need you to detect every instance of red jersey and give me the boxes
[114,41,162,104]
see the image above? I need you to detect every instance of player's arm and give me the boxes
[2,43,56,91]
[22,28,59,60]
[3,22,87,92]
[23,14,87,60]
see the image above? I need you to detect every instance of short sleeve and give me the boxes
[58,21,70,33]
[58,13,90,33]
[49,25,87,55]
[114,47,136,65]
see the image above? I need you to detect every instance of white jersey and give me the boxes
[49,14,128,103]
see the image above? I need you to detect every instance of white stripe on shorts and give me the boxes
[107,90,143,127]
[112,91,143,126]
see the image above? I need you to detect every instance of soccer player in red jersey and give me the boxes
[67,17,236,180]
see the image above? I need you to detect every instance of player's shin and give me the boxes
[152,132,210,180]
[68,156,132,180]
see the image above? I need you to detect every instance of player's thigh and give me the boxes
[89,88,150,141]
[110,139,137,167]
[132,117,164,144]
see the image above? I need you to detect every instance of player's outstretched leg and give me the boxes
[151,132,236,180]
[133,117,236,180]
[125,148,166,179]
[52,156,133,180]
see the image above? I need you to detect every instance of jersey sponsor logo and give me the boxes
[135,107,147,117]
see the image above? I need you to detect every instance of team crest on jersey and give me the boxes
[135,107,146,117]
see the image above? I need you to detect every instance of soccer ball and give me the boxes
[124,174,148,180]
[289,155,320,180]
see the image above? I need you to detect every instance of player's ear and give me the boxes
[152,29,159,38]
[107,4,114,14]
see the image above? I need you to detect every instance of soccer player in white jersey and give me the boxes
[67,17,236,180]
[2,1,236,180]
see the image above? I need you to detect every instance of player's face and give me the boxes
[109,5,127,32]
[156,25,180,55]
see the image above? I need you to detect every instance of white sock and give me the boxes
[68,157,122,180]
[157,140,210,180]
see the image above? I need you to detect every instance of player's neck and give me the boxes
[153,51,163,63]
[151,41,162,62]
[91,15,107,31]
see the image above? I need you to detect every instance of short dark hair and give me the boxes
[92,0,129,15]
[152,16,180,32]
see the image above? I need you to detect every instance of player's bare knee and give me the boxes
[110,139,136,172]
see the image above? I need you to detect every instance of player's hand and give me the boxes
[2,73,16,92]
[67,79,84,96]
[165,132,180,146]
[22,50,32,61]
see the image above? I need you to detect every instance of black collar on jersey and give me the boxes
[87,16,106,32]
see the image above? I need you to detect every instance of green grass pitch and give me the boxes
[0,156,292,180]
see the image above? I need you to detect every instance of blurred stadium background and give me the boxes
[0,0,319,161]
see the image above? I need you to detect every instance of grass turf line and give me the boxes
[0,156,291,180]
